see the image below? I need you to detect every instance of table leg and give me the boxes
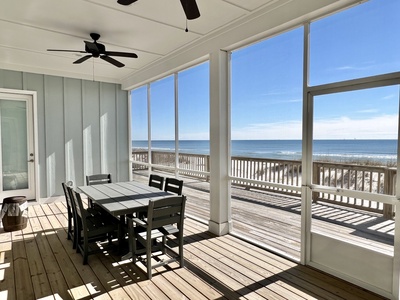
[118,215,126,254]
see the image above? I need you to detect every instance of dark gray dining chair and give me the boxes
[86,173,112,207]
[61,182,76,247]
[69,188,118,264]
[126,195,186,279]
[148,174,164,190]
[62,182,105,249]
[164,177,183,195]
[86,173,112,186]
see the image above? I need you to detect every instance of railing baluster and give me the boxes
[132,150,394,217]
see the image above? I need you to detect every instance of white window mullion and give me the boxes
[301,22,312,265]
[174,73,179,177]
[147,83,152,175]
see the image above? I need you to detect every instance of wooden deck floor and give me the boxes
[133,172,395,261]
[0,199,388,300]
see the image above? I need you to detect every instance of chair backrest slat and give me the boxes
[61,182,73,209]
[86,174,112,186]
[164,178,183,195]
[152,196,183,208]
[70,188,87,220]
[147,196,186,231]
[152,215,181,228]
[153,206,181,219]
[149,174,164,190]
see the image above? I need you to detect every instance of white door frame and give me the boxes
[0,88,39,202]
[303,74,400,299]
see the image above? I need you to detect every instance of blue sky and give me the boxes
[132,0,400,141]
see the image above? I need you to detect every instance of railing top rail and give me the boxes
[132,149,209,157]
[314,161,396,172]
[133,149,396,171]
[231,156,301,164]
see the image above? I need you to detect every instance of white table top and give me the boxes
[78,181,171,217]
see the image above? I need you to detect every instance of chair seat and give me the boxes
[137,229,165,240]
[160,224,179,235]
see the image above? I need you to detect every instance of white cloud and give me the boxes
[231,114,398,140]
[232,120,302,139]
[356,109,378,113]
[382,94,397,100]
[313,115,398,139]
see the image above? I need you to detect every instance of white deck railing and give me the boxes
[132,150,396,218]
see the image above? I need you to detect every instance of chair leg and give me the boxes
[75,224,82,253]
[88,197,93,208]
[179,233,184,267]
[146,239,152,279]
[67,212,72,240]
[162,236,166,254]
[83,235,89,265]
[73,227,79,250]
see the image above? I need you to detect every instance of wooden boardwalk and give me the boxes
[0,199,387,300]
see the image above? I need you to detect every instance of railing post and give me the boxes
[151,151,156,172]
[206,154,210,182]
[132,150,393,217]
[383,168,395,219]
[312,162,319,202]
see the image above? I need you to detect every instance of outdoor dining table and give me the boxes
[78,180,172,251]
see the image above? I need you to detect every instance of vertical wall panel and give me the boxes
[64,78,84,187]
[24,73,47,198]
[0,69,129,199]
[100,83,117,178]
[0,70,23,90]
[117,88,129,182]
[82,81,101,178]
[44,75,65,196]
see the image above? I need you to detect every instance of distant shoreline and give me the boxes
[131,139,397,166]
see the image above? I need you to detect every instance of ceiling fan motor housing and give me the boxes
[85,41,106,57]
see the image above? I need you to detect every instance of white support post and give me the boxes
[147,83,152,176]
[208,50,231,236]
[174,73,179,177]
[301,22,312,265]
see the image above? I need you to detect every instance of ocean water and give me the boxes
[132,140,398,164]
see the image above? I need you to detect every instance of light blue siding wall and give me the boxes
[0,69,129,198]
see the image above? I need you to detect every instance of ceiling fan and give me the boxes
[47,33,138,68]
[117,0,200,20]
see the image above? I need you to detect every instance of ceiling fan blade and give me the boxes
[47,49,86,53]
[100,55,124,68]
[117,0,138,5]
[180,0,200,20]
[105,51,138,58]
[73,55,92,64]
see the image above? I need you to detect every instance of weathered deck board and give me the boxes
[157,173,394,259]
[0,197,388,299]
